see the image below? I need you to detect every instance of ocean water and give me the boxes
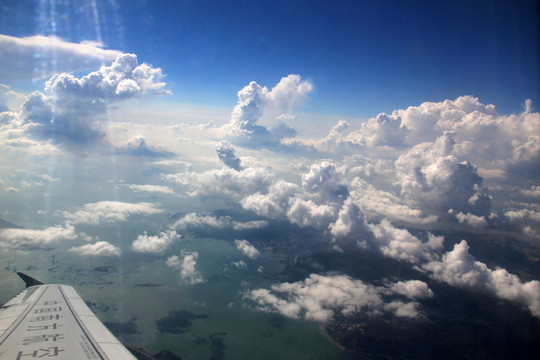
[0,235,343,360]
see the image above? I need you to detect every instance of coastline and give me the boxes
[319,325,346,351]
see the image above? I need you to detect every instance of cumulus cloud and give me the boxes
[241,180,299,219]
[70,241,120,256]
[287,198,337,229]
[167,251,205,285]
[395,132,492,216]
[165,166,276,200]
[423,240,540,316]
[170,213,268,233]
[368,220,443,265]
[383,301,422,319]
[349,178,438,224]
[283,120,351,151]
[245,274,431,322]
[353,113,410,147]
[286,113,408,150]
[234,239,260,259]
[0,34,121,81]
[289,96,539,180]
[328,197,371,239]
[396,96,540,176]
[453,211,488,228]
[240,162,364,237]
[63,201,164,225]
[171,213,231,230]
[231,260,247,269]
[221,74,311,147]
[216,140,243,170]
[0,225,78,249]
[521,185,540,198]
[0,50,170,145]
[0,84,25,111]
[387,280,434,300]
[131,230,180,254]
[505,208,540,224]
[115,135,174,157]
[301,162,349,203]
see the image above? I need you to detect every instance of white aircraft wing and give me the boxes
[0,272,136,359]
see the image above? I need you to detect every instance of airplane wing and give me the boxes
[0,272,136,359]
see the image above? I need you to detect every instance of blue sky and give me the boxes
[1,0,538,116]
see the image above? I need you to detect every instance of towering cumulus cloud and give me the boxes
[395,131,491,217]
[0,49,169,145]
[222,74,312,147]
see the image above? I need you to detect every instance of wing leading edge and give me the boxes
[0,273,136,359]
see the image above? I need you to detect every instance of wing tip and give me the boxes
[17,272,45,288]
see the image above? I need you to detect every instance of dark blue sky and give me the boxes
[1,0,538,116]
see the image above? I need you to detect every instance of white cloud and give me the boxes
[0,84,25,111]
[368,220,443,265]
[234,239,260,259]
[397,96,540,177]
[221,75,311,147]
[63,201,164,225]
[384,301,422,318]
[216,140,243,170]
[423,240,540,317]
[505,208,540,223]
[0,51,170,146]
[521,185,540,198]
[241,180,299,219]
[115,135,174,157]
[0,225,78,249]
[287,197,337,229]
[387,280,434,300]
[131,230,180,254]
[349,178,438,224]
[289,96,539,181]
[170,212,268,233]
[328,197,372,239]
[70,241,120,256]
[171,213,231,230]
[167,251,205,285]
[395,132,491,216]
[165,166,276,201]
[245,274,431,322]
[344,113,410,147]
[0,34,121,81]
[231,260,247,269]
[232,220,269,230]
[126,184,175,195]
[453,211,488,228]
